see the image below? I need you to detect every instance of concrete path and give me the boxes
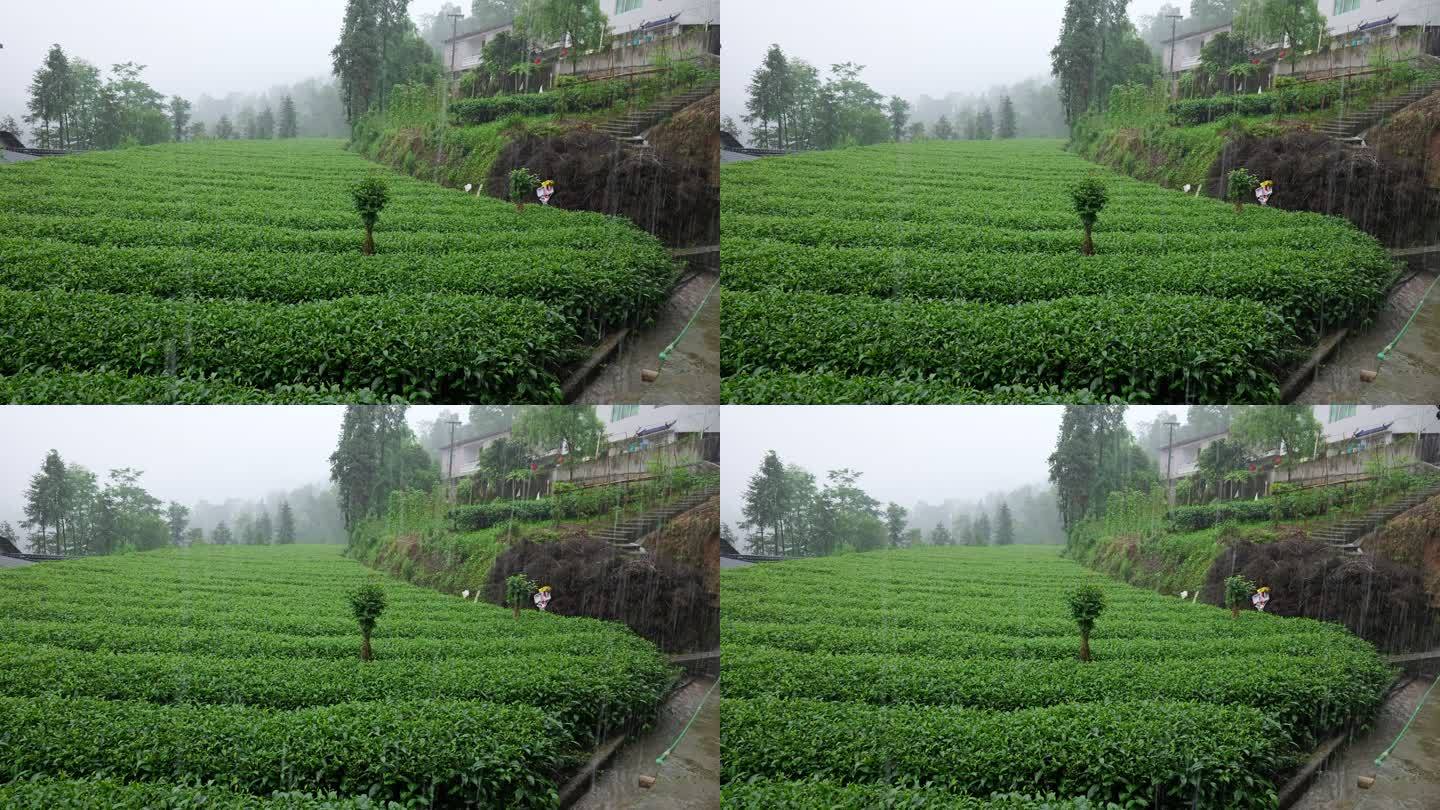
[1296,270,1440,402]
[578,270,719,404]
[1292,677,1440,810]
[571,677,719,810]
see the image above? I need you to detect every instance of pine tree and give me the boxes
[974,512,993,545]
[278,95,299,138]
[995,502,1016,545]
[215,115,235,139]
[933,114,956,140]
[256,510,274,544]
[977,106,995,140]
[212,521,234,546]
[997,96,1017,139]
[256,106,276,139]
[277,501,297,543]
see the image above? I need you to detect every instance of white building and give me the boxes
[442,22,516,75]
[1158,430,1232,482]
[1162,0,1440,76]
[439,428,512,481]
[1314,404,1440,449]
[606,0,719,43]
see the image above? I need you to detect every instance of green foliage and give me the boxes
[721,373,1126,405]
[349,175,389,226]
[721,140,1390,402]
[721,545,1390,805]
[505,572,537,612]
[449,471,715,531]
[1227,167,1260,205]
[0,139,674,402]
[724,289,1292,403]
[0,778,408,809]
[508,167,540,204]
[448,69,713,125]
[1067,583,1106,630]
[1069,175,1108,226]
[1225,574,1257,612]
[348,580,387,631]
[725,782,1115,808]
[0,288,575,403]
[0,545,672,806]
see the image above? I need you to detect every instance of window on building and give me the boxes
[611,404,640,421]
[1333,0,1360,14]
[615,0,643,13]
[1328,404,1358,422]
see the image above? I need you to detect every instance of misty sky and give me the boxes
[0,406,457,529]
[721,0,1180,131]
[720,405,1176,532]
[0,1,365,126]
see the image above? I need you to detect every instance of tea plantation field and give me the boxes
[0,139,676,403]
[720,140,1395,404]
[720,545,1392,809]
[0,544,675,808]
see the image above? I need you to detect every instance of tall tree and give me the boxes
[277,501,297,543]
[212,521,234,545]
[974,512,993,545]
[166,502,190,546]
[26,44,73,149]
[976,105,995,140]
[256,105,276,139]
[744,44,792,150]
[215,114,235,139]
[333,0,384,123]
[887,95,911,142]
[169,96,191,141]
[511,406,606,463]
[931,522,952,546]
[932,114,955,140]
[741,451,789,556]
[22,451,69,555]
[885,502,908,548]
[995,502,1015,545]
[277,95,299,138]
[1230,405,1323,461]
[997,96,1017,138]
[519,0,608,75]
[329,405,438,538]
[256,509,274,544]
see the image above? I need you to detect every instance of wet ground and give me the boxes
[579,270,719,404]
[1293,676,1440,810]
[571,676,719,810]
[1297,270,1440,402]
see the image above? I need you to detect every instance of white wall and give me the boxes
[1325,0,1440,31]
[597,405,720,442]
[604,0,719,35]
[1313,404,1440,444]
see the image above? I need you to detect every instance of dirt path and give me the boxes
[578,270,719,404]
[571,677,719,810]
[1292,676,1440,810]
[1296,270,1440,402]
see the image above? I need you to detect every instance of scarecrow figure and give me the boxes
[1251,586,1271,612]
[533,585,552,611]
[537,180,556,206]
[1255,180,1274,206]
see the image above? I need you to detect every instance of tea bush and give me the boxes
[720,546,1390,806]
[0,545,674,807]
[0,139,676,403]
[720,140,1394,403]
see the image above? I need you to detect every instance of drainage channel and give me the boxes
[1289,675,1440,809]
[567,675,719,809]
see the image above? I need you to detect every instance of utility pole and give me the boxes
[1167,13,1184,96]
[445,417,462,501]
[448,12,465,76]
[1164,420,1181,507]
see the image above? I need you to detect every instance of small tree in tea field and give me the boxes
[1069,177,1108,256]
[1067,583,1106,662]
[509,167,540,212]
[1224,574,1256,619]
[506,572,537,619]
[350,176,389,255]
[1227,168,1259,214]
[348,579,387,661]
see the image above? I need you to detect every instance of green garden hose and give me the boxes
[1377,273,1440,364]
[657,277,720,370]
[1374,675,1439,766]
[654,676,719,768]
